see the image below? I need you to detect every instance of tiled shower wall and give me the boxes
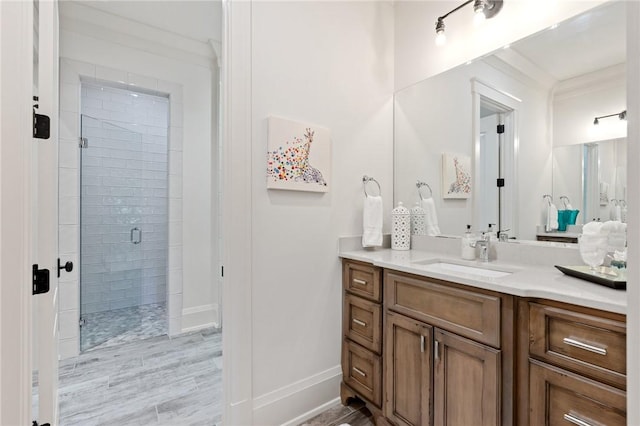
[80,84,169,314]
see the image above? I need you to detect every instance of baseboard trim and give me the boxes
[253,365,342,425]
[181,303,219,331]
[280,397,341,426]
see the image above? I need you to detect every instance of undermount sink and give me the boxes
[412,259,514,278]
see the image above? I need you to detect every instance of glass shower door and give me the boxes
[79,115,147,351]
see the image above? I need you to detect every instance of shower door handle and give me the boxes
[130,227,142,244]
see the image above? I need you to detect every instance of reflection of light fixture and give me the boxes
[435,0,504,45]
[593,110,627,125]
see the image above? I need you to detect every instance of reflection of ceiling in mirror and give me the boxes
[502,1,625,82]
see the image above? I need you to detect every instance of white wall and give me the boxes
[394,58,549,240]
[394,0,607,90]
[248,1,394,423]
[59,10,218,335]
[553,65,626,147]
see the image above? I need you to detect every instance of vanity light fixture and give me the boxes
[593,110,627,125]
[435,0,504,45]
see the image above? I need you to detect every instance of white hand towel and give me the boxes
[362,195,383,247]
[612,204,622,221]
[420,198,441,236]
[547,203,558,231]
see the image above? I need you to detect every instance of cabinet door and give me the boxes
[384,312,432,426]
[434,329,501,426]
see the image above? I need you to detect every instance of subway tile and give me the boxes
[168,294,183,318]
[60,196,79,225]
[60,83,80,113]
[83,86,113,102]
[81,97,103,110]
[59,337,79,360]
[59,225,79,254]
[60,111,80,140]
[169,151,183,176]
[82,302,108,314]
[59,252,79,283]
[169,246,182,270]
[169,177,183,198]
[148,126,168,137]
[169,103,183,128]
[169,202,182,222]
[168,269,183,295]
[59,280,79,312]
[59,139,80,169]
[169,126,183,151]
[59,310,79,339]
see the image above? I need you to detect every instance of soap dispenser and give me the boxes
[461,225,476,260]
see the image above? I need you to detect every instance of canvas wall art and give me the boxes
[442,152,471,199]
[267,116,331,192]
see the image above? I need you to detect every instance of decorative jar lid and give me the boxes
[410,202,425,215]
[392,202,410,215]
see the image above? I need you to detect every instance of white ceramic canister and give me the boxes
[410,202,426,236]
[392,202,411,250]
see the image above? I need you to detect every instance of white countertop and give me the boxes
[339,247,627,315]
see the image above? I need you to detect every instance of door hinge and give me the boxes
[32,264,50,295]
[497,124,505,134]
[33,421,51,426]
[33,96,50,140]
[79,317,87,328]
[497,178,505,187]
[79,137,88,148]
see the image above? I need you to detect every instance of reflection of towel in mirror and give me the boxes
[611,204,622,221]
[420,198,441,236]
[362,195,383,247]
[547,203,558,231]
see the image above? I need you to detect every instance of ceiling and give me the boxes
[509,1,626,82]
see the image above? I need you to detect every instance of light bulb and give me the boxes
[474,10,486,26]
[435,32,446,46]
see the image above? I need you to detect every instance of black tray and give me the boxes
[555,265,626,290]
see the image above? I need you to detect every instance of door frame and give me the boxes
[0,1,36,425]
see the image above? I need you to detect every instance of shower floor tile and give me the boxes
[81,303,167,352]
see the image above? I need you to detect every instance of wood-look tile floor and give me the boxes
[36,327,222,426]
[298,400,374,426]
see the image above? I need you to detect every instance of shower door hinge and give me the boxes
[497,124,505,134]
[33,421,51,426]
[496,178,505,188]
[79,317,87,328]
[79,137,88,148]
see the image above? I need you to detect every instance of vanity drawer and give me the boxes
[385,271,501,347]
[342,339,382,408]
[343,293,382,354]
[529,360,626,426]
[529,302,626,389]
[343,260,381,302]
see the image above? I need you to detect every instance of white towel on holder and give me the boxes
[362,195,383,247]
[547,203,558,231]
[420,198,441,236]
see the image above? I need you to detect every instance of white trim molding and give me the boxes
[253,366,342,425]
[181,304,219,332]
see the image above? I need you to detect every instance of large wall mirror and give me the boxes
[394,1,626,241]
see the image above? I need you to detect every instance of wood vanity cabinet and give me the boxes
[384,270,508,426]
[518,299,627,425]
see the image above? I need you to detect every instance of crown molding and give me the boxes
[60,2,220,69]
[553,63,626,102]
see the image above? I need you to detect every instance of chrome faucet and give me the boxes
[471,232,491,262]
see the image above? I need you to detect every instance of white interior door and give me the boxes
[33,1,60,424]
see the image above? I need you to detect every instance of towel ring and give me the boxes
[542,194,553,206]
[363,175,381,197]
[416,181,433,201]
[559,195,570,208]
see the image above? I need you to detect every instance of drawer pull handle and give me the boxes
[434,340,440,361]
[564,413,595,426]
[420,335,425,353]
[352,367,367,377]
[352,318,367,327]
[352,278,368,286]
[563,337,607,356]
